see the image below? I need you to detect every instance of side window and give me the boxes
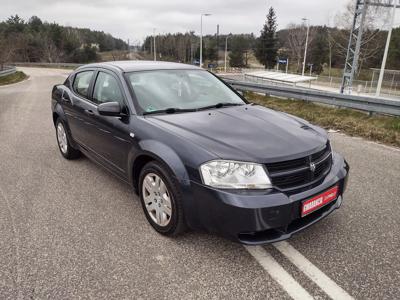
[73,71,94,98]
[93,72,124,104]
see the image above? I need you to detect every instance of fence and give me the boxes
[217,68,400,99]
[13,62,82,69]
[0,66,17,77]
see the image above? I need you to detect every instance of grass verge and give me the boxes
[0,71,28,86]
[247,92,400,148]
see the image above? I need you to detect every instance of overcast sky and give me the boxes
[0,0,388,43]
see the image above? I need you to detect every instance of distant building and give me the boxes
[80,43,100,51]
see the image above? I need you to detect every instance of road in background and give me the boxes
[0,67,399,299]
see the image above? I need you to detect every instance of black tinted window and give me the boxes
[93,72,124,104]
[73,71,94,98]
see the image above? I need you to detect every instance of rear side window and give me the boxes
[73,71,94,98]
[93,72,124,104]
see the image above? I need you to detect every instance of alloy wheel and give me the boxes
[142,173,172,227]
[57,122,68,154]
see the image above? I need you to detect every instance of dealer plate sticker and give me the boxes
[301,186,339,217]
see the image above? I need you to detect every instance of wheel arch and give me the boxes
[130,141,197,231]
[130,140,191,193]
[52,103,78,149]
[52,103,67,125]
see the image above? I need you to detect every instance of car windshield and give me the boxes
[126,69,245,114]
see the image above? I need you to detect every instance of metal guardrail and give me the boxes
[223,78,400,117]
[0,66,17,77]
[13,62,82,69]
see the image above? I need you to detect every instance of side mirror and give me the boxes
[98,102,122,117]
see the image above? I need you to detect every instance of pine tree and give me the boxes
[229,36,248,67]
[255,7,278,69]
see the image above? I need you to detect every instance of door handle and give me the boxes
[61,91,71,103]
[61,96,68,102]
[84,109,95,116]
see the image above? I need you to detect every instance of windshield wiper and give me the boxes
[196,102,244,111]
[143,103,244,115]
[142,107,197,115]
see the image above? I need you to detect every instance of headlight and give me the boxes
[200,160,272,189]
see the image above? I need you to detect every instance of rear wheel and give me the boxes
[139,161,186,236]
[55,118,80,159]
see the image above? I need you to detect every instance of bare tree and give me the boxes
[326,28,338,77]
[332,1,390,76]
[0,36,15,70]
[41,36,61,63]
[284,23,316,73]
[110,51,129,61]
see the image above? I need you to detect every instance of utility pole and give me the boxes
[200,13,211,68]
[216,24,219,66]
[376,0,397,97]
[301,18,310,77]
[190,43,193,64]
[224,34,231,72]
[286,58,289,74]
[153,28,157,61]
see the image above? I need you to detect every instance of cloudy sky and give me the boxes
[0,0,385,43]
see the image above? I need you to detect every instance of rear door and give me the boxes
[64,70,97,148]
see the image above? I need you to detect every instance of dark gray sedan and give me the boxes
[51,61,349,244]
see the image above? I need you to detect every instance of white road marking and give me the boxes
[274,241,354,300]
[244,245,314,300]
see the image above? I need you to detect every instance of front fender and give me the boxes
[130,139,190,185]
[129,139,201,229]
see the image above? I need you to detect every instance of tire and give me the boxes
[139,161,186,236]
[55,118,80,159]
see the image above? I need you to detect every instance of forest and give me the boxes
[0,15,127,68]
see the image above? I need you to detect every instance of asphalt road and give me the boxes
[0,67,399,300]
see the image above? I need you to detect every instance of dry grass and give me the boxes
[0,71,28,86]
[247,92,400,148]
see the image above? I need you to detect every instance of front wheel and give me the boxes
[55,118,80,159]
[139,161,186,236]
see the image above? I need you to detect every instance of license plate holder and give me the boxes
[301,185,339,217]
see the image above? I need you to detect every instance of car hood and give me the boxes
[146,105,328,163]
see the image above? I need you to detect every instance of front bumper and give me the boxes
[187,152,349,244]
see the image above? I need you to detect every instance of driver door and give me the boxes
[86,70,133,179]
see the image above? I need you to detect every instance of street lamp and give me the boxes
[200,13,212,68]
[301,18,310,77]
[224,34,232,72]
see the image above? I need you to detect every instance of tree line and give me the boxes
[142,32,256,66]
[142,6,400,77]
[0,15,127,69]
[2,4,400,78]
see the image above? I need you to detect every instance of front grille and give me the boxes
[266,143,332,191]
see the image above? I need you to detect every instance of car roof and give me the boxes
[79,60,202,73]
